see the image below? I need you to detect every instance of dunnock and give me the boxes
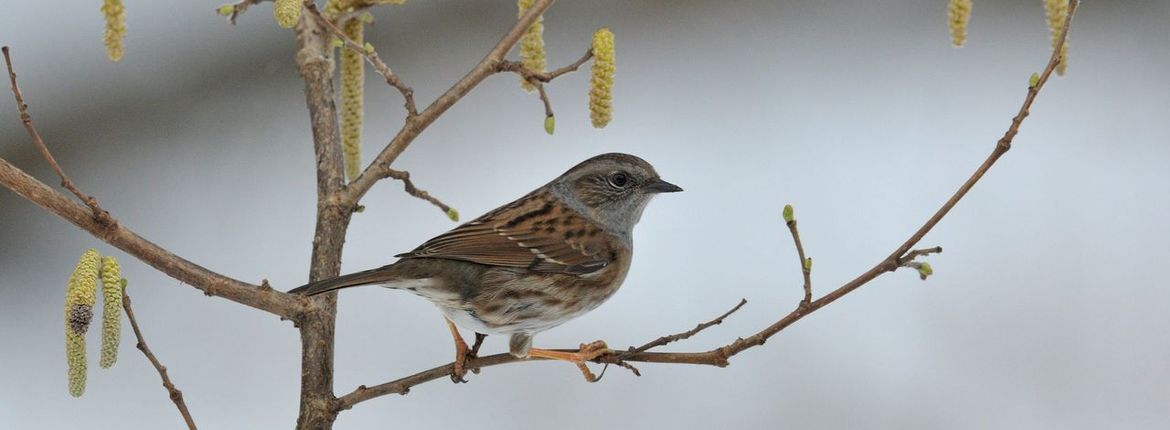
[289,153,681,380]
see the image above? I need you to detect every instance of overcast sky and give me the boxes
[2,1,1169,429]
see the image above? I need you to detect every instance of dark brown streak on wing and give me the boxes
[396,192,614,275]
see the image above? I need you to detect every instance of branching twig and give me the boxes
[304,3,418,117]
[382,169,455,219]
[3,47,113,227]
[499,48,594,84]
[122,288,198,430]
[624,299,748,355]
[341,0,557,206]
[334,0,1080,409]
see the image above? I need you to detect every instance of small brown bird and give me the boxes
[289,153,681,380]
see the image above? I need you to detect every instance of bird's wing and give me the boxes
[397,193,615,275]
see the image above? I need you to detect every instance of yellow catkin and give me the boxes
[101,0,125,62]
[947,0,972,47]
[341,18,365,182]
[65,249,101,397]
[274,0,302,28]
[589,28,615,128]
[517,0,546,92]
[1043,0,1069,75]
[99,256,123,369]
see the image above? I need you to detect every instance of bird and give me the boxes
[289,153,682,381]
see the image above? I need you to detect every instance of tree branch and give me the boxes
[122,287,198,430]
[340,0,555,206]
[784,211,814,306]
[333,0,1080,409]
[0,47,298,318]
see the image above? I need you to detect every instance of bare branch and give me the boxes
[382,169,456,219]
[304,3,418,117]
[498,48,594,84]
[784,212,813,306]
[3,47,113,226]
[898,246,943,266]
[122,287,198,430]
[334,0,1081,409]
[341,0,556,206]
[624,299,747,355]
[0,48,297,318]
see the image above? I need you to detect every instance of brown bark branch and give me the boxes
[292,5,350,429]
[340,0,556,206]
[122,287,198,430]
[334,0,1080,409]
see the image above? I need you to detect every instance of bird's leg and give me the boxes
[527,340,611,382]
[444,318,472,383]
[467,332,488,374]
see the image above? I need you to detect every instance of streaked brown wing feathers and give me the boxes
[396,193,613,274]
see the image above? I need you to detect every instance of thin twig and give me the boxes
[625,299,748,355]
[898,246,943,266]
[785,217,813,306]
[383,169,455,218]
[334,0,1080,409]
[304,3,418,117]
[2,47,113,226]
[536,84,554,120]
[219,0,270,26]
[499,48,594,83]
[122,288,198,430]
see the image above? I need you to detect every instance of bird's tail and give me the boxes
[287,264,400,296]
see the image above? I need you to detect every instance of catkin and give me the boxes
[101,0,125,62]
[589,28,615,128]
[65,249,101,397]
[947,0,972,47]
[517,0,547,92]
[99,256,123,369]
[274,0,302,28]
[341,18,365,181]
[1043,0,1069,75]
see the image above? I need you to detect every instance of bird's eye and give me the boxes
[608,172,629,188]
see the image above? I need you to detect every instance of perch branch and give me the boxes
[0,47,297,318]
[340,0,556,206]
[123,288,198,430]
[334,0,1080,409]
[304,3,418,117]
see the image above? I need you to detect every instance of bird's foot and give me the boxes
[445,318,473,383]
[528,340,613,383]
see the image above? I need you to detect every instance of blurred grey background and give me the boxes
[2,0,1169,428]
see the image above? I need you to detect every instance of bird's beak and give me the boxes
[645,178,683,194]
